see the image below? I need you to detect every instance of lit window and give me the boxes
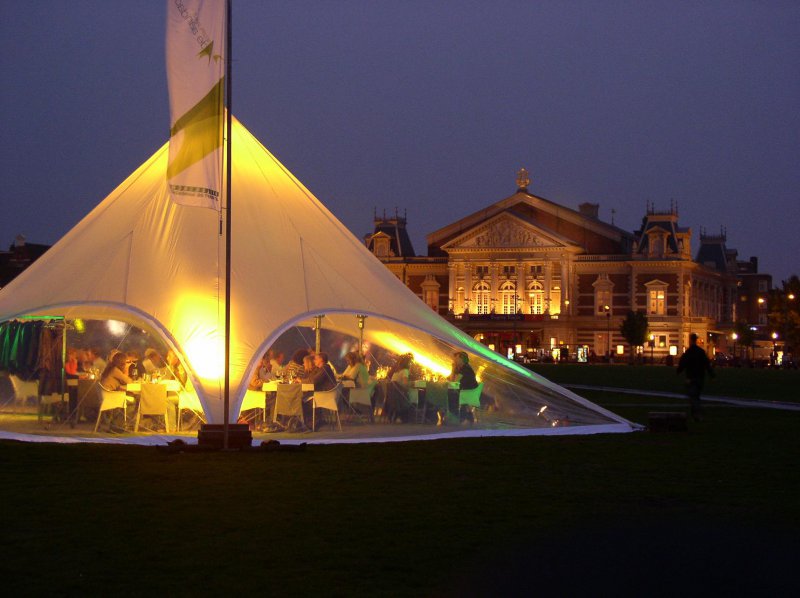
[596,288,611,314]
[528,281,544,314]
[500,281,517,314]
[474,281,490,314]
[646,280,668,315]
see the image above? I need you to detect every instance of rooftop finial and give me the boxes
[516,167,530,192]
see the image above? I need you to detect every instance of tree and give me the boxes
[768,275,800,353]
[619,310,648,364]
[734,320,755,361]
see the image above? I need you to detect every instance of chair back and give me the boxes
[139,382,168,415]
[313,385,341,412]
[9,374,39,401]
[274,383,304,419]
[240,389,266,412]
[458,382,484,408]
[348,381,375,408]
[98,386,128,411]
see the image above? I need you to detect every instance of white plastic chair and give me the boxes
[8,374,39,410]
[240,389,267,424]
[347,380,375,421]
[312,384,342,432]
[458,382,484,422]
[94,385,131,432]
[177,390,205,431]
[135,382,169,433]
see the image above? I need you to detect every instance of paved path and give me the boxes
[563,384,800,412]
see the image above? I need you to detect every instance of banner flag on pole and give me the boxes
[166,0,225,208]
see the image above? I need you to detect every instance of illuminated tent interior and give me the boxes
[0,118,636,440]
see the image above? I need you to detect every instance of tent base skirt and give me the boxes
[0,422,638,446]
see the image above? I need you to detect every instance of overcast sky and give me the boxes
[1,1,798,282]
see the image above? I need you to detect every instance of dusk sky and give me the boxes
[1,1,798,282]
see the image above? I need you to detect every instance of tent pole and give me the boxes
[222,0,233,450]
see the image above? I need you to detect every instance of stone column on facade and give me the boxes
[463,262,473,314]
[630,266,637,312]
[490,261,499,312]
[544,259,552,314]
[518,260,527,314]
[447,262,457,313]
[559,256,568,315]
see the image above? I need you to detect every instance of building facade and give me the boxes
[367,170,746,361]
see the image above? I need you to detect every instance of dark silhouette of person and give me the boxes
[676,333,714,421]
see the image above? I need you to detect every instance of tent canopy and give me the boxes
[0,118,634,434]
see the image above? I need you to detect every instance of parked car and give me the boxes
[713,352,732,367]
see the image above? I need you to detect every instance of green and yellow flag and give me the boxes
[166,0,225,208]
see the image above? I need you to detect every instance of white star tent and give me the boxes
[0,118,636,437]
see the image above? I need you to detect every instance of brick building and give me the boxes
[367,170,750,361]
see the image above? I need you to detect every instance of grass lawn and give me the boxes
[1,378,798,595]
[529,363,800,403]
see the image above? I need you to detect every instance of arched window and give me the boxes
[528,281,544,314]
[500,281,517,314]
[474,281,490,314]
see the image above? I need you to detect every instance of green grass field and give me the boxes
[1,373,798,596]
[529,363,800,403]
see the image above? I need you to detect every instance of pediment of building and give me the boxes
[441,213,580,253]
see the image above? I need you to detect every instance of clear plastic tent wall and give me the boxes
[0,117,635,438]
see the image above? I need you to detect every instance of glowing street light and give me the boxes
[604,304,611,362]
[731,332,738,360]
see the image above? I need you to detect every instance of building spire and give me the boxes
[516,167,530,192]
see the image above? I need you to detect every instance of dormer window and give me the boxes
[373,235,391,257]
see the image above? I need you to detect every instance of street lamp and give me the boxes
[648,334,655,364]
[772,332,778,366]
[731,332,738,361]
[604,304,611,363]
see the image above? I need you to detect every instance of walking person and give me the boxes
[676,333,714,421]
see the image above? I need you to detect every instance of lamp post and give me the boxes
[649,334,655,365]
[731,332,738,363]
[604,304,611,363]
[771,332,778,367]
[356,314,367,357]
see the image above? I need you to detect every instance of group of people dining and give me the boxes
[241,345,483,431]
[62,344,190,431]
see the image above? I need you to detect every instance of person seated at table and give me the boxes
[341,351,370,388]
[301,354,317,379]
[100,352,133,391]
[302,352,337,391]
[382,354,413,422]
[85,347,106,374]
[256,353,276,384]
[165,349,188,386]
[448,351,477,390]
[301,352,337,430]
[65,347,79,377]
[388,353,413,388]
[269,351,285,377]
[142,349,166,376]
[125,351,142,380]
[283,349,307,381]
[448,351,478,423]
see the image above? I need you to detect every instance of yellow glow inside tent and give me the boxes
[174,294,224,383]
[370,331,451,376]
